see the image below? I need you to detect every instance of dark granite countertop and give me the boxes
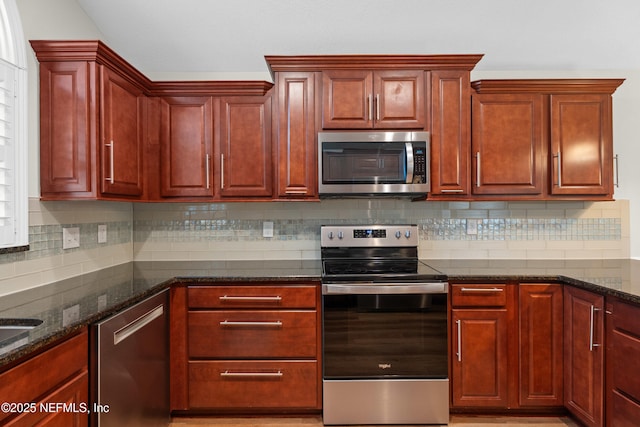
[1,258,639,369]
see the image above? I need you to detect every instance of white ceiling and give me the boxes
[76,0,640,77]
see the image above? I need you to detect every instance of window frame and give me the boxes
[0,0,27,251]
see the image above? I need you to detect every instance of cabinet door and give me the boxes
[373,70,425,129]
[5,372,89,427]
[159,97,214,198]
[430,70,470,196]
[38,61,95,198]
[550,94,612,196]
[321,70,425,129]
[519,283,563,407]
[564,286,604,427]
[100,67,144,197]
[322,70,372,129]
[451,309,509,407]
[472,93,545,195]
[276,72,317,198]
[219,95,273,198]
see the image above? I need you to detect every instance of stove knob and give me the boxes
[337,231,344,240]
[327,232,334,240]
[405,230,411,239]
[395,231,402,239]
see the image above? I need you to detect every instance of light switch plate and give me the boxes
[263,221,274,238]
[62,227,80,249]
[98,224,107,243]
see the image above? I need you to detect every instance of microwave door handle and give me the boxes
[405,143,414,184]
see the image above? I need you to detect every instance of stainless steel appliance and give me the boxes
[321,224,449,425]
[318,131,430,197]
[92,289,169,426]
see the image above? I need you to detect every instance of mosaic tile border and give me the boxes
[133,217,621,243]
[0,221,132,265]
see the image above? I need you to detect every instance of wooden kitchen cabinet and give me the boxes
[429,70,472,197]
[219,95,273,198]
[170,282,322,413]
[158,96,214,198]
[0,329,89,426]
[606,297,640,427]
[471,93,545,196]
[518,283,563,407]
[321,69,426,129]
[273,71,317,198]
[564,285,605,427]
[549,94,613,196]
[451,282,563,411]
[32,40,146,200]
[450,283,514,408]
[470,79,623,200]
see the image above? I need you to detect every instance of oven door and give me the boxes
[322,282,448,380]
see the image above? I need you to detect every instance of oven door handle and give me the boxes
[322,282,448,295]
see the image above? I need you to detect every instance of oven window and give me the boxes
[323,293,448,379]
[321,142,407,184]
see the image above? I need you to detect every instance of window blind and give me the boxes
[0,59,15,246]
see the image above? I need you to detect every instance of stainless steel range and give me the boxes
[321,224,449,425]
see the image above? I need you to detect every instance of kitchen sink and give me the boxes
[0,318,43,344]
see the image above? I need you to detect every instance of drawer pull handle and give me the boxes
[219,295,282,302]
[460,287,504,292]
[220,370,283,378]
[220,320,283,327]
[589,305,601,351]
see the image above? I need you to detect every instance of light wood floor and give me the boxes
[170,415,580,426]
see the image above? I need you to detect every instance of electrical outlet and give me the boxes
[263,221,274,238]
[97,294,107,311]
[62,227,80,249]
[98,224,107,244]
[466,219,479,235]
[62,304,80,327]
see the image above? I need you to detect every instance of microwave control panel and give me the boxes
[413,145,427,183]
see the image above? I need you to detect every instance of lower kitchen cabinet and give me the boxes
[606,296,640,427]
[170,281,322,413]
[451,282,563,411]
[564,285,605,427]
[451,283,514,408]
[518,283,563,407]
[0,329,89,427]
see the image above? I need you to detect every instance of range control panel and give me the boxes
[321,225,418,247]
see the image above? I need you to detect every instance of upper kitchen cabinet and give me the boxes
[429,70,474,197]
[272,71,317,198]
[218,95,273,198]
[158,97,214,199]
[321,69,426,129]
[471,79,624,200]
[32,40,148,201]
[471,92,545,196]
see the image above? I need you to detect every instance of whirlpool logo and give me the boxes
[378,363,392,370]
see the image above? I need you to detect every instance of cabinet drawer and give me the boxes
[610,390,640,427]
[607,303,640,404]
[188,285,317,309]
[188,310,317,358]
[451,284,508,307]
[188,360,318,409]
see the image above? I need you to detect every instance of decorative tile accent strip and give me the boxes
[0,221,132,265]
[132,217,621,242]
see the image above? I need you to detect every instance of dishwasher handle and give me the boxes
[113,304,164,345]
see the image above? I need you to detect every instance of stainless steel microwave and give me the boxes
[318,131,430,197]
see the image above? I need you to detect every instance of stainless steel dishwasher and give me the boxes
[92,289,169,426]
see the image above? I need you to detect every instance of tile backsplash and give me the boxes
[133,199,629,261]
[0,198,629,297]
